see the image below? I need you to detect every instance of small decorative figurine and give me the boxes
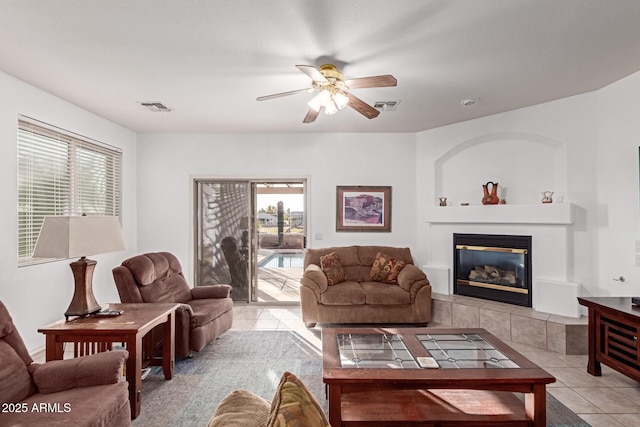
[439,197,447,206]
[481,181,500,205]
[541,191,554,204]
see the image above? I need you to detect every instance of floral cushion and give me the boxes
[267,371,330,427]
[320,252,347,286]
[370,252,406,284]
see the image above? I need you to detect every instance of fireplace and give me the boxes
[453,233,532,307]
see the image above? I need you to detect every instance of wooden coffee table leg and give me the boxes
[525,384,547,427]
[327,384,342,427]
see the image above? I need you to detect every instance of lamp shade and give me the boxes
[33,215,127,259]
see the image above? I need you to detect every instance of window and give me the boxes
[17,116,122,264]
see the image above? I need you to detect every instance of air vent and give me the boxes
[373,101,400,111]
[139,102,172,112]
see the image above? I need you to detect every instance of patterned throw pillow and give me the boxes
[207,389,271,427]
[320,252,347,286]
[266,371,330,427]
[370,252,406,284]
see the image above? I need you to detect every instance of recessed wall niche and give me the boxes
[434,132,567,206]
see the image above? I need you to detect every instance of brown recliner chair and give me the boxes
[112,252,233,359]
[0,300,130,426]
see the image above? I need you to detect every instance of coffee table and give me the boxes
[322,327,555,427]
[38,303,178,419]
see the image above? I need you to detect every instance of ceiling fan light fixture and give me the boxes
[333,91,349,110]
[309,89,348,114]
[308,90,331,112]
[324,101,338,115]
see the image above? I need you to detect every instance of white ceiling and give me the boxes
[2,0,640,134]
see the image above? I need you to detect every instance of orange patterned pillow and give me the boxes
[370,252,406,284]
[320,252,347,286]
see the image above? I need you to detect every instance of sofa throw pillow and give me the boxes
[370,252,406,284]
[320,252,347,286]
[266,371,330,427]
[207,389,271,427]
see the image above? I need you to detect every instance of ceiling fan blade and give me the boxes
[257,88,312,101]
[303,107,323,123]
[345,75,397,89]
[347,93,380,119]
[296,65,328,84]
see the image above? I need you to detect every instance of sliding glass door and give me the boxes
[254,182,306,303]
[194,178,306,303]
[195,180,251,302]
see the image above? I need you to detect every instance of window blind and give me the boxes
[17,117,122,263]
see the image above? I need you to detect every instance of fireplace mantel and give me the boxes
[425,203,574,225]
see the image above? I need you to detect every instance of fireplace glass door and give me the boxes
[454,234,532,307]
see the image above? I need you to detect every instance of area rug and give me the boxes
[132,330,591,427]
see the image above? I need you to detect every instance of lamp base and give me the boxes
[65,257,101,320]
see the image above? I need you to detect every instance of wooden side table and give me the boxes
[577,296,640,382]
[38,303,178,419]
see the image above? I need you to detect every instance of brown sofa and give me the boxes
[112,252,233,359]
[0,300,131,426]
[300,246,431,328]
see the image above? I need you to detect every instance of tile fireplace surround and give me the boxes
[430,292,587,355]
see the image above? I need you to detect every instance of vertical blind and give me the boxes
[17,117,122,263]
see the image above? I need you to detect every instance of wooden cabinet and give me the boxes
[578,297,640,382]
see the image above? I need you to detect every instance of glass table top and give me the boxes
[336,332,520,369]
[337,333,419,369]
[416,333,519,369]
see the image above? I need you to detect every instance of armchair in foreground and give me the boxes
[0,300,130,426]
[112,252,233,359]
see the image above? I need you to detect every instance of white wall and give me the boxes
[0,71,138,352]
[595,71,640,293]
[136,133,418,282]
[415,70,640,311]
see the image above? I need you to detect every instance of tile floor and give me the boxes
[233,304,640,427]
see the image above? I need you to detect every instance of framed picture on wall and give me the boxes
[336,186,392,232]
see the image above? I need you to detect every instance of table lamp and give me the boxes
[32,215,127,319]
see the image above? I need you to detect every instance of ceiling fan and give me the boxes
[257,64,397,123]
